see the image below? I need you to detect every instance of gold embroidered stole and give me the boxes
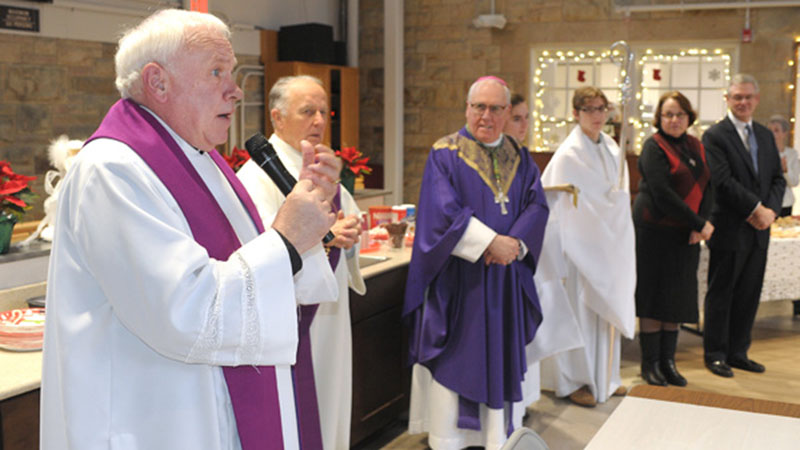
[433,132,520,201]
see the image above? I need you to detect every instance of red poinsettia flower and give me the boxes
[1,160,37,220]
[335,147,372,176]
[222,147,251,172]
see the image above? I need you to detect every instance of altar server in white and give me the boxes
[539,87,636,407]
[40,9,341,450]
[237,75,366,450]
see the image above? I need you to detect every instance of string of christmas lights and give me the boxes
[531,47,734,153]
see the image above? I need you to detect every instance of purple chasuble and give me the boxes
[292,187,341,449]
[403,127,549,434]
[86,99,285,450]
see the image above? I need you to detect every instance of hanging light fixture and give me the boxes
[473,0,507,29]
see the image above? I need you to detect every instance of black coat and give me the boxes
[702,117,785,250]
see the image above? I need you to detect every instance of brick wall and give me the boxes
[0,31,261,220]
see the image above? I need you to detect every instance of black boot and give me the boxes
[639,331,667,386]
[660,329,687,387]
[793,300,800,316]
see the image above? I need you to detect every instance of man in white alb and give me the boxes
[238,75,366,450]
[40,9,341,450]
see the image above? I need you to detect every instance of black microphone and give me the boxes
[245,133,335,245]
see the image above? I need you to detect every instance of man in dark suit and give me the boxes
[702,74,786,377]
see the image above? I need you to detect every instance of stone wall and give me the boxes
[359,0,385,168]
[0,34,118,220]
[0,31,262,220]
[359,0,799,205]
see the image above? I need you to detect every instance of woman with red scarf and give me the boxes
[633,91,714,387]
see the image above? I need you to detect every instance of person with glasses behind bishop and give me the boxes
[633,91,714,387]
[403,76,549,449]
[538,87,636,407]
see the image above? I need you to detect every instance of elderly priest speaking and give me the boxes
[403,76,549,449]
[40,9,342,450]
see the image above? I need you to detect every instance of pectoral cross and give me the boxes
[494,191,509,215]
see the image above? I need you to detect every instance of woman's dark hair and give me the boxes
[653,91,697,131]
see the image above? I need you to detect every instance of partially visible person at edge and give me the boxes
[702,74,785,378]
[766,115,800,317]
[403,75,549,449]
[767,115,799,218]
[538,86,636,408]
[40,9,341,449]
[237,74,366,450]
[504,93,530,146]
[633,91,714,387]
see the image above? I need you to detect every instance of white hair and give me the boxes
[728,73,759,94]
[467,78,511,104]
[268,75,325,128]
[768,114,791,132]
[115,9,230,99]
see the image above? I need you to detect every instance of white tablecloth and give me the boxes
[698,237,800,304]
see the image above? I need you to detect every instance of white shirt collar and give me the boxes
[727,109,753,131]
[727,110,754,146]
[484,135,505,147]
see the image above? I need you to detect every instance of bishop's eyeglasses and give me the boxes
[469,103,508,116]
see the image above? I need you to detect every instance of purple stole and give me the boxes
[292,189,341,449]
[86,99,285,449]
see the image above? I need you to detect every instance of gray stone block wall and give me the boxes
[0,33,263,221]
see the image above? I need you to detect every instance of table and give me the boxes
[586,385,800,449]
[698,237,800,304]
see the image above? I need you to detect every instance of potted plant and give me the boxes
[335,146,372,195]
[0,161,36,254]
[222,146,250,172]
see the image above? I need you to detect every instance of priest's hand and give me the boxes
[272,179,337,254]
[298,140,341,202]
[484,235,520,266]
[326,210,362,250]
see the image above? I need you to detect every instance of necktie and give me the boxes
[745,124,758,173]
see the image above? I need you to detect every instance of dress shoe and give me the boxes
[568,386,597,407]
[659,359,687,387]
[705,360,733,378]
[641,361,668,386]
[727,357,765,373]
[613,385,628,396]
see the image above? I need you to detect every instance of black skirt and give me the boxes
[635,225,700,323]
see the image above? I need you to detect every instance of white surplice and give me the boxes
[40,113,337,450]
[538,126,636,403]
[237,134,366,450]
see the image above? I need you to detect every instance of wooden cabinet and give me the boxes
[263,61,359,152]
[349,266,411,447]
[0,390,39,450]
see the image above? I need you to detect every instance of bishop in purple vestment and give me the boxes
[404,76,548,449]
